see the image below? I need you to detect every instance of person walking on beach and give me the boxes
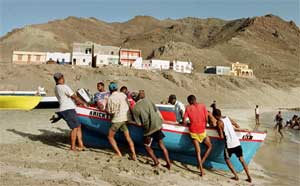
[274,111,284,139]
[213,108,252,183]
[254,105,260,129]
[107,82,137,160]
[183,95,212,176]
[53,73,85,151]
[131,92,171,169]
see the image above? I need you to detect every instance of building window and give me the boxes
[111,51,114,55]
[62,58,65,62]
[85,48,92,54]
[17,54,22,61]
[73,58,76,62]
[83,59,86,63]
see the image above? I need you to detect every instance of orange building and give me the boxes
[119,48,142,67]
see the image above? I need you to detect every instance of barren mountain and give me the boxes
[0,14,299,86]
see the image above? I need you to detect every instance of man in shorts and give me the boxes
[107,82,137,160]
[131,92,171,169]
[183,95,212,176]
[213,108,252,183]
[53,73,85,151]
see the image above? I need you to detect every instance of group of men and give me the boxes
[52,72,251,182]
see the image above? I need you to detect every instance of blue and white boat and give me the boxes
[76,106,266,172]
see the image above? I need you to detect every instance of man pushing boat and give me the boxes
[131,92,171,170]
[213,108,252,182]
[183,95,212,176]
[53,73,85,151]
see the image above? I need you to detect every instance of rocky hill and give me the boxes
[0,14,299,87]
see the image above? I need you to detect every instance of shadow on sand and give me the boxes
[7,128,70,150]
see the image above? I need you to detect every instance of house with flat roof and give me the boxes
[12,51,47,64]
[46,52,71,64]
[231,62,254,78]
[119,48,142,67]
[204,66,231,75]
[171,60,193,74]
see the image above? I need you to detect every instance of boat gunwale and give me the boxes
[76,106,267,142]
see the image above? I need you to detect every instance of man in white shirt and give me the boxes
[107,82,137,160]
[168,94,185,123]
[53,73,85,151]
[213,108,252,183]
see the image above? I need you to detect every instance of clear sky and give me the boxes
[0,0,299,36]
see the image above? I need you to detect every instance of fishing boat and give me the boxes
[0,89,46,110]
[76,105,266,172]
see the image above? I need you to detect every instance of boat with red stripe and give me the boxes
[76,105,266,172]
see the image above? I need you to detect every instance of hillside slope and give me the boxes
[0,15,299,87]
[0,63,299,109]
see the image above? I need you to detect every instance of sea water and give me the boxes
[254,111,300,186]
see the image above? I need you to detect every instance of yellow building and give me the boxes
[231,62,254,78]
[12,51,47,64]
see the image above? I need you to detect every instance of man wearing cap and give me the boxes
[107,82,137,160]
[168,94,185,123]
[53,73,85,151]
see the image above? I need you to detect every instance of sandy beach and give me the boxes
[0,108,280,186]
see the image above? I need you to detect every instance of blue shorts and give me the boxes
[59,109,81,129]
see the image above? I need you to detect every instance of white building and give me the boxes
[150,59,170,70]
[46,52,71,64]
[71,42,120,66]
[95,45,120,66]
[72,42,93,66]
[132,57,143,69]
[204,66,231,75]
[171,60,193,74]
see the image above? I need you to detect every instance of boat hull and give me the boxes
[76,106,266,172]
[0,96,42,110]
[35,96,59,109]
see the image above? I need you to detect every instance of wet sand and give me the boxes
[0,109,279,186]
[254,111,300,186]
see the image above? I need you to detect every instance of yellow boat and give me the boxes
[0,96,42,110]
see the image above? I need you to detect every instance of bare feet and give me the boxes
[152,162,160,168]
[69,147,78,151]
[231,176,239,181]
[246,177,252,183]
[130,154,137,161]
[162,163,171,170]
[199,170,206,177]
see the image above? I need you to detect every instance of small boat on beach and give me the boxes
[0,89,60,110]
[76,105,267,172]
[0,95,42,110]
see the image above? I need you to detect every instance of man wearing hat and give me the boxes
[107,82,137,160]
[168,94,185,123]
[53,72,85,151]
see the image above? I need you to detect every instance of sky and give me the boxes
[0,0,299,36]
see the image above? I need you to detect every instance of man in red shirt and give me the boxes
[183,95,212,176]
